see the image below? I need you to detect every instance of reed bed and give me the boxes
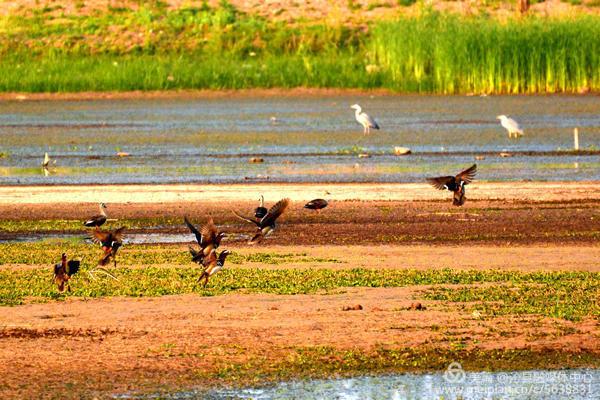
[371,13,600,93]
[0,3,598,93]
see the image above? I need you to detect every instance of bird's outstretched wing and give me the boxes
[66,260,81,276]
[200,218,218,247]
[92,230,111,245]
[260,198,290,227]
[457,164,477,185]
[232,210,260,226]
[184,217,203,245]
[112,227,126,243]
[189,246,204,263]
[426,176,454,190]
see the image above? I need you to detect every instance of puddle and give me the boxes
[125,368,599,399]
[0,232,249,244]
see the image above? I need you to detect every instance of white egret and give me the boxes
[351,104,380,135]
[496,115,524,138]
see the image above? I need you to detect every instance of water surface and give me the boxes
[164,369,599,400]
[1,95,599,184]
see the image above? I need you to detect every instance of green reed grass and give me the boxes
[371,13,600,93]
[0,3,598,93]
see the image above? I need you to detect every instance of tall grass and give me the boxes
[0,3,598,93]
[371,13,600,93]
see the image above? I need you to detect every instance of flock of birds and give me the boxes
[53,196,330,292]
[352,103,524,138]
[53,163,477,292]
[53,103,502,292]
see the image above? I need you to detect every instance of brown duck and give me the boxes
[304,198,328,212]
[84,203,108,228]
[185,217,226,265]
[53,253,81,292]
[92,227,125,267]
[233,198,290,244]
[427,164,477,206]
[197,249,231,287]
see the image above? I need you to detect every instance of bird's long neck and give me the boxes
[259,195,264,207]
[61,254,67,268]
[354,108,361,116]
[99,205,107,217]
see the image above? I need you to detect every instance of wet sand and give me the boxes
[1,181,599,204]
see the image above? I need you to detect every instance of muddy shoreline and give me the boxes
[0,182,598,398]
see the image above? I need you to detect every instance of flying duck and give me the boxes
[496,115,524,138]
[53,253,81,292]
[197,249,231,287]
[233,198,290,244]
[92,227,125,268]
[427,164,477,206]
[84,203,108,228]
[255,195,268,219]
[185,217,226,265]
[351,104,380,135]
[304,198,328,212]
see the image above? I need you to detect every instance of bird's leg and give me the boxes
[203,276,209,288]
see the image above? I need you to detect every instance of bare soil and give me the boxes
[1,289,598,399]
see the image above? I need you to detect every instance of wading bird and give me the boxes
[84,203,108,228]
[185,217,226,265]
[427,164,477,206]
[351,104,380,135]
[91,227,125,278]
[304,198,328,212]
[53,253,81,292]
[496,115,524,138]
[233,198,290,244]
[255,195,268,219]
[197,249,231,287]
[42,152,56,176]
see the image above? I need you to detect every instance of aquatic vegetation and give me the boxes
[203,347,600,387]
[1,262,598,323]
[422,277,600,321]
[371,13,600,93]
[0,3,597,93]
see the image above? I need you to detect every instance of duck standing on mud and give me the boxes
[53,253,81,292]
[197,249,231,287]
[351,104,380,135]
[233,198,290,244]
[84,203,108,228]
[185,217,226,265]
[92,227,125,268]
[304,198,328,212]
[427,164,477,206]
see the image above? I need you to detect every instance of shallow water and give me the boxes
[1,95,599,184]
[144,368,599,400]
